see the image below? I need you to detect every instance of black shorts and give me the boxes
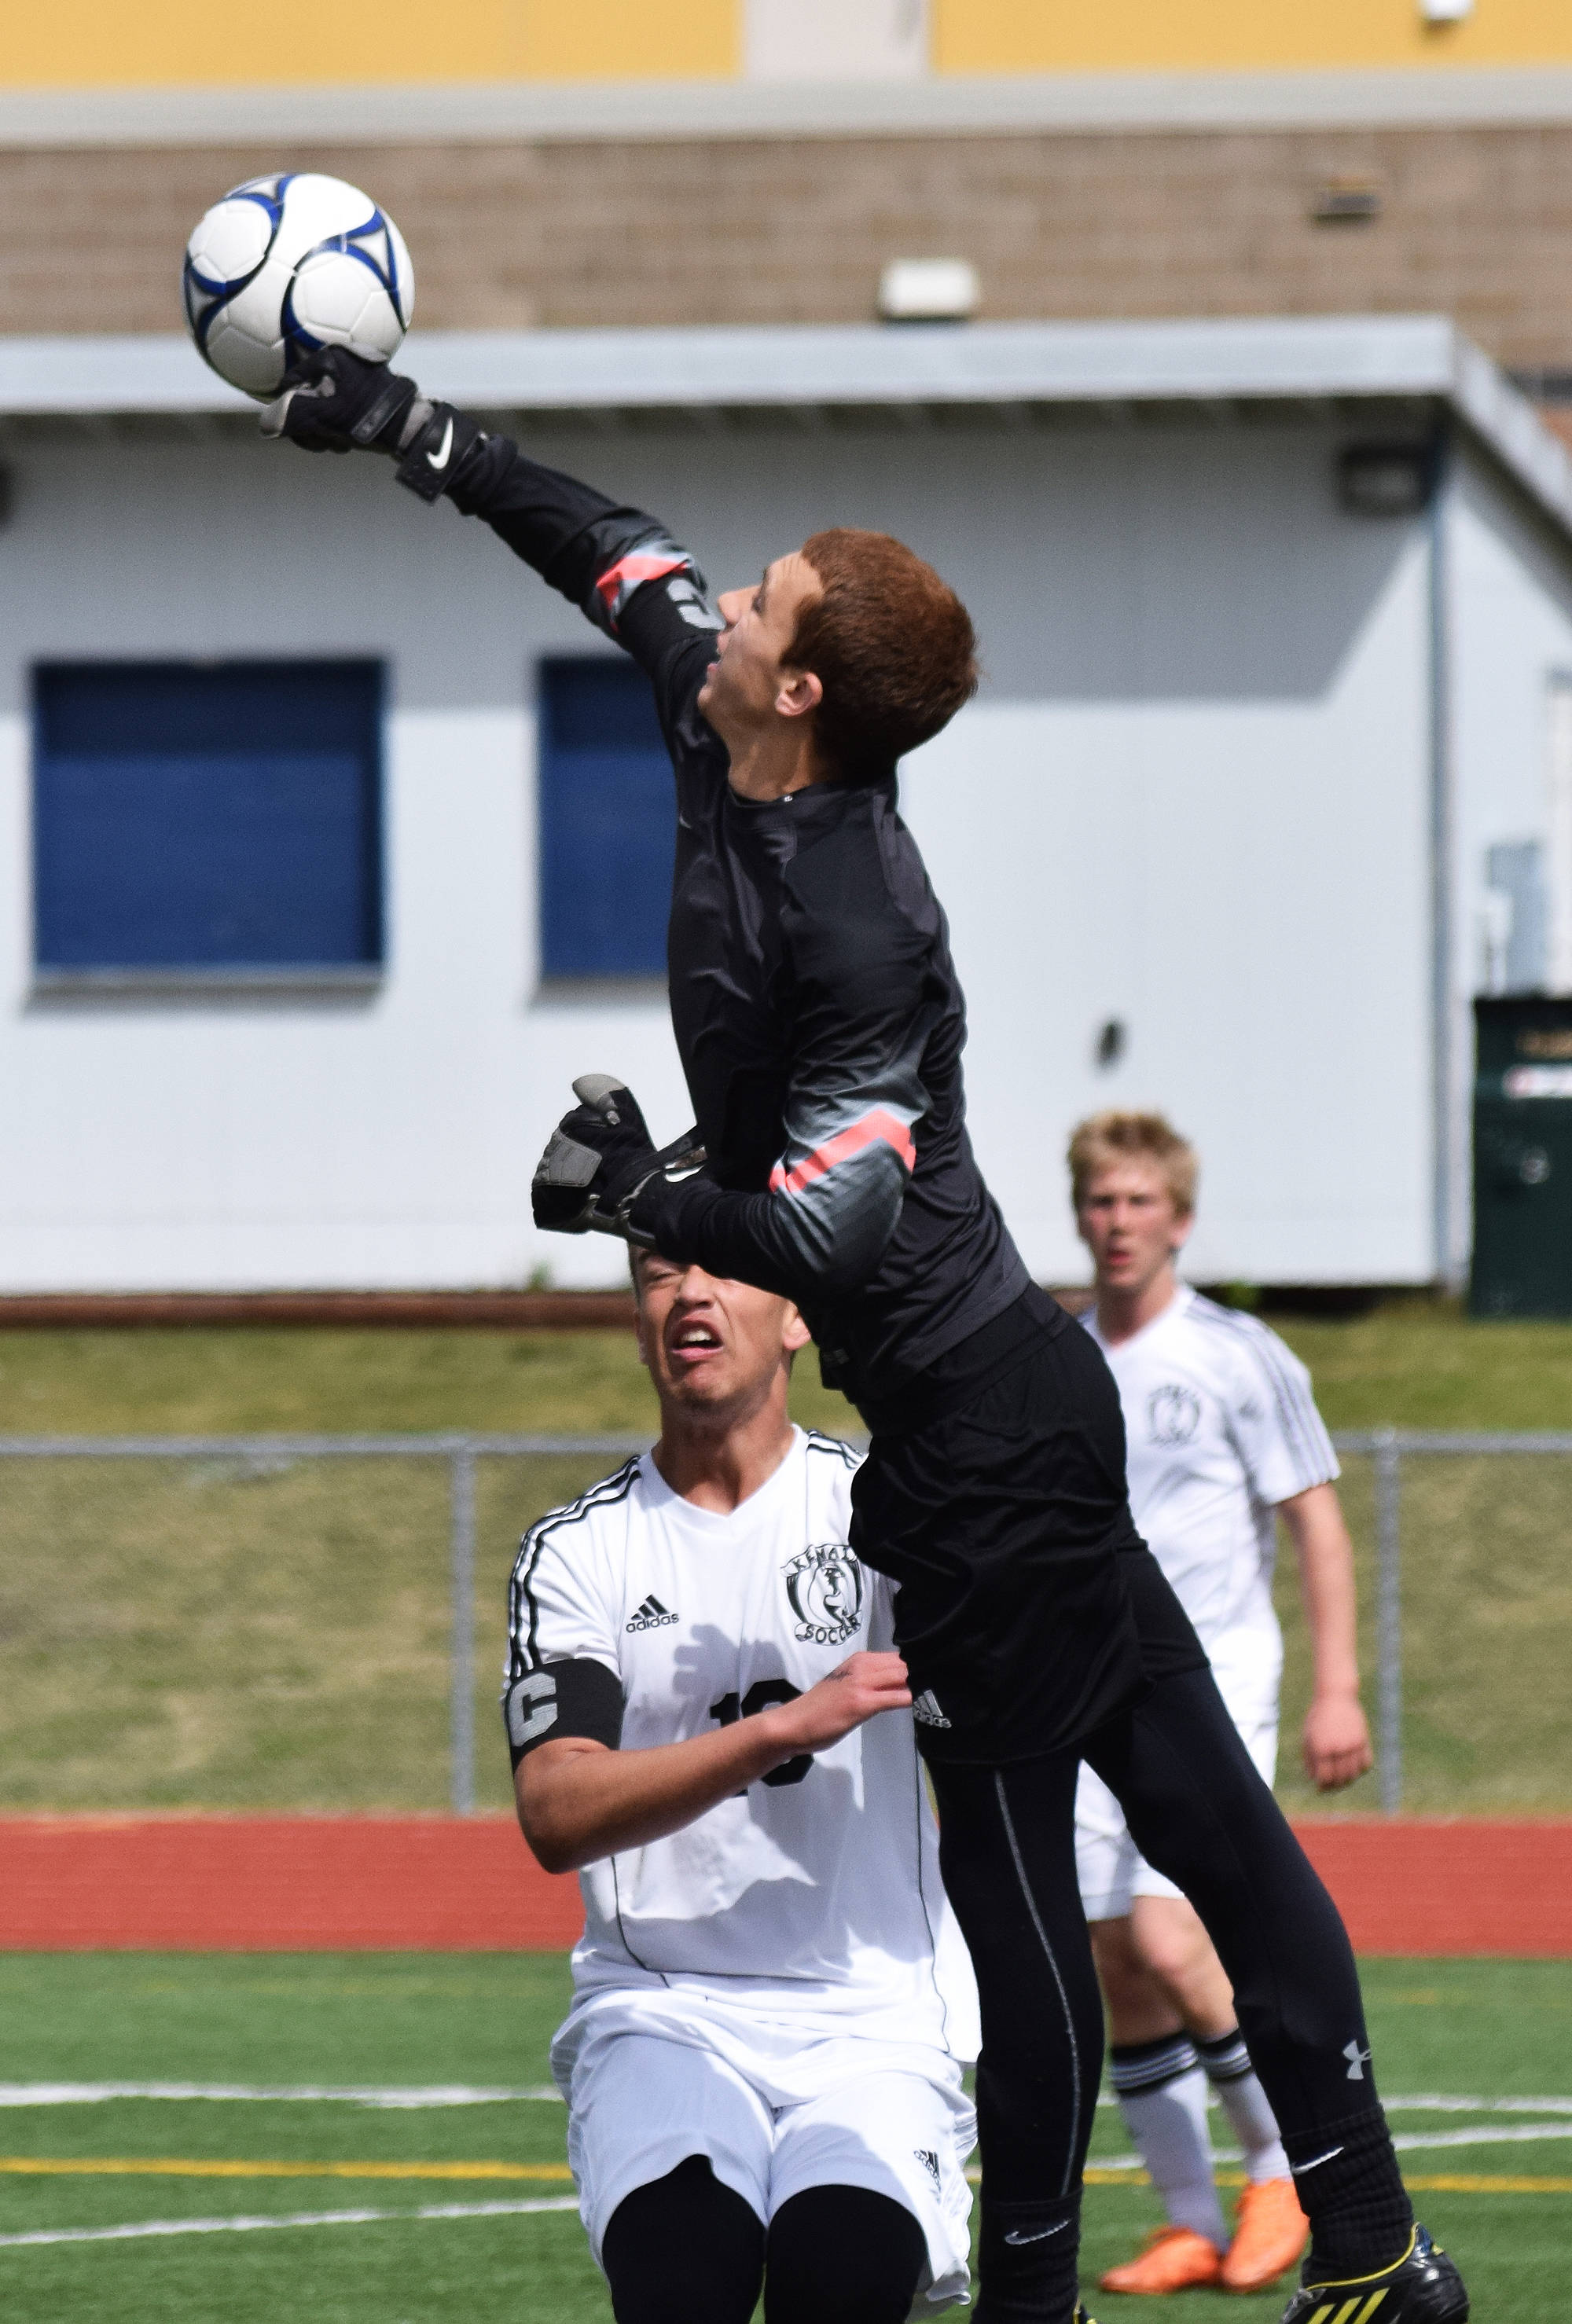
[850,1290,1207,1765]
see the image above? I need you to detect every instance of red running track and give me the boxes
[2,1816,1570,1953]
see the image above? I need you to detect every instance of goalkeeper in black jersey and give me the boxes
[265,349,1467,2324]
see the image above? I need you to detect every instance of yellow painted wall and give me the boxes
[8,0,1572,92]
[935,0,1572,76]
[4,0,736,89]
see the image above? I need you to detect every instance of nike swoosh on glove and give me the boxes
[259,345,486,502]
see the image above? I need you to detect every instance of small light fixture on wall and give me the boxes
[1337,441,1438,518]
[878,259,980,325]
[1420,0,1472,20]
[1309,174,1383,225]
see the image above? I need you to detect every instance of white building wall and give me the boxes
[1442,443,1572,1279]
[901,424,1435,1287]
[1449,450,1572,958]
[0,410,1456,1290]
[0,429,691,1291]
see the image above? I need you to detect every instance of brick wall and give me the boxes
[6,122,1572,370]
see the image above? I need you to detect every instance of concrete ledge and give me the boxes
[8,315,1567,544]
[10,66,1572,150]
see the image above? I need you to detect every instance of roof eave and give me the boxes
[1,314,1567,541]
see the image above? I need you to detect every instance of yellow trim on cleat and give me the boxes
[1328,2300,1383,2324]
[1304,2228,1420,2296]
[1308,2288,1390,2324]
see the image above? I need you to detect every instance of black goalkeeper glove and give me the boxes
[531,1076,703,1241]
[259,345,487,503]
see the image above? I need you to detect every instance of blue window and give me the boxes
[33,661,384,976]
[538,658,674,979]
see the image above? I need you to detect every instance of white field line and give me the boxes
[0,2084,561,2109]
[0,2084,1563,2124]
[1088,2128,1572,2175]
[0,2195,580,2251]
[1091,2124,1572,2165]
[1392,2124,1572,2153]
[1384,2095,1572,2116]
[1094,2091,1572,2115]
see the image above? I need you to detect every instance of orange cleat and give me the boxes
[1098,2226,1224,2293]
[1219,2176,1309,2292]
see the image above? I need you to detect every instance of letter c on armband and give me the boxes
[505,1671,560,1750]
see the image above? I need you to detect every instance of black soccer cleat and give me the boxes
[1278,2224,1467,2324]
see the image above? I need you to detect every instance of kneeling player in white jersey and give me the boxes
[502,1251,979,2324]
[1070,1113,1374,2298]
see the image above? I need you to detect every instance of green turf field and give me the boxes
[0,1952,1563,2320]
[5,1291,1572,1438]
[0,1323,836,1437]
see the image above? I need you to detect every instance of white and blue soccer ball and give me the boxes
[182,172,414,401]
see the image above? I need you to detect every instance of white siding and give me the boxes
[0,430,686,1291]
[0,408,1542,1291]
[901,423,1434,1287]
[1444,445,1572,1277]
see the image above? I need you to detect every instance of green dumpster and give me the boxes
[1471,996,1572,1316]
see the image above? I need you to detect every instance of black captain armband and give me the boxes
[502,1658,624,1769]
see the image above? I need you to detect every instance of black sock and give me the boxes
[974,2191,1082,2324]
[1282,2108,1414,2278]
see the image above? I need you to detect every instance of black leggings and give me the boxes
[929,1663,1387,2207]
[601,2153,928,2324]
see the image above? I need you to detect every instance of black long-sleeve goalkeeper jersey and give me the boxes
[447,435,1030,1407]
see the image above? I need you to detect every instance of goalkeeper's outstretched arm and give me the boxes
[261,345,720,685]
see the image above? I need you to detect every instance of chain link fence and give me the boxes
[2,1431,1569,1818]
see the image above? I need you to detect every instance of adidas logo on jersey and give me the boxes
[915,2148,941,2189]
[912,1689,952,1728]
[626,1594,679,1632]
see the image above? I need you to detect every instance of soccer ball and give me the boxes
[182,173,414,401]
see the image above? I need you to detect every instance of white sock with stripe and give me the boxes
[1109,2036,1227,2248]
[1196,2027,1291,2183]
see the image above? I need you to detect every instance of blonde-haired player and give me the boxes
[1070,1113,1372,2296]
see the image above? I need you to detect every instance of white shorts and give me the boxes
[559,2014,975,2313]
[1075,1685,1279,1922]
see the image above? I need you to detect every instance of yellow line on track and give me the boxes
[7,2158,1570,2197]
[0,2159,573,2183]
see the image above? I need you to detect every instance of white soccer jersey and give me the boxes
[503,1426,978,2062]
[1082,1287,1339,1698]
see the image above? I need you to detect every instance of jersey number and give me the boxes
[711,1680,812,1788]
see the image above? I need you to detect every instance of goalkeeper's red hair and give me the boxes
[790,528,979,783]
